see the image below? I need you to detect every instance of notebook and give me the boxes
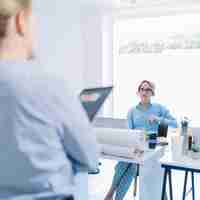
[79,86,113,122]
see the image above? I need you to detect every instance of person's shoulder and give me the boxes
[128,105,137,115]
[3,61,74,104]
[128,106,134,112]
[152,102,163,108]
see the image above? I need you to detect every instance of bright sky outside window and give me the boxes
[114,14,200,126]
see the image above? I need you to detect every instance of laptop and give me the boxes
[79,86,113,122]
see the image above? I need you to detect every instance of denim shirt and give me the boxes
[127,103,178,132]
[0,61,99,199]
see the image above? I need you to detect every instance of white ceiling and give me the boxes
[114,0,200,19]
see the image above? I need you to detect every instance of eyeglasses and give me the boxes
[140,87,153,93]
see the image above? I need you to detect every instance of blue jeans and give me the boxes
[112,162,137,200]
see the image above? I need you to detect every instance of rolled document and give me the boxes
[94,128,145,150]
[101,144,144,159]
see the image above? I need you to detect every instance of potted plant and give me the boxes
[190,144,200,159]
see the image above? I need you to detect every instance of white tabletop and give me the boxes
[160,152,200,170]
[101,146,164,165]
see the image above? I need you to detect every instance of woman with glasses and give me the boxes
[104,80,177,200]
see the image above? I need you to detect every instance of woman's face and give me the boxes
[138,82,154,104]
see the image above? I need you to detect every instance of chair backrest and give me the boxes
[158,122,168,137]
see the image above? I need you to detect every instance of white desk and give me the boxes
[160,153,200,170]
[100,145,165,200]
[101,146,163,164]
[160,153,200,200]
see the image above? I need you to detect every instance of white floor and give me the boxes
[88,159,200,200]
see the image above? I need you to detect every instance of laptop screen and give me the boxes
[79,86,113,122]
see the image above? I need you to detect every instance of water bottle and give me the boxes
[181,117,189,155]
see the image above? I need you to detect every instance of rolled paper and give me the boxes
[101,144,136,158]
[94,128,145,151]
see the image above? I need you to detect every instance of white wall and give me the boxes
[33,1,114,94]
[33,1,85,92]
[80,13,103,89]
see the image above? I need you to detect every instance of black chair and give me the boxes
[88,162,102,175]
[158,121,168,138]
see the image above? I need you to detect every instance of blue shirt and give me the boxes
[0,61,99,199]
[127,103,178,132]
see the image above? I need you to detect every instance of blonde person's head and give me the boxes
[0,0,31,37]
[0,0,34,60]
[0,0,31,16]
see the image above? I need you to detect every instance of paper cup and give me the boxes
[171,136,183,160]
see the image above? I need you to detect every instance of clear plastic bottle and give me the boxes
[181,117,189,155]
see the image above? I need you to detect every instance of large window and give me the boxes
[113,14,200,126]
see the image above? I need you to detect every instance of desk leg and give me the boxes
[168,169,173,200]
[191,172,195,200]
[182,171,188,200]
[140,149,164,200]
[75,172,88,200]
[161,168,168,200]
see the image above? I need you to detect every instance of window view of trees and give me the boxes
[119,33,200,54]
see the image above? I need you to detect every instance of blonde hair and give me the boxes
[0,0,31,37]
